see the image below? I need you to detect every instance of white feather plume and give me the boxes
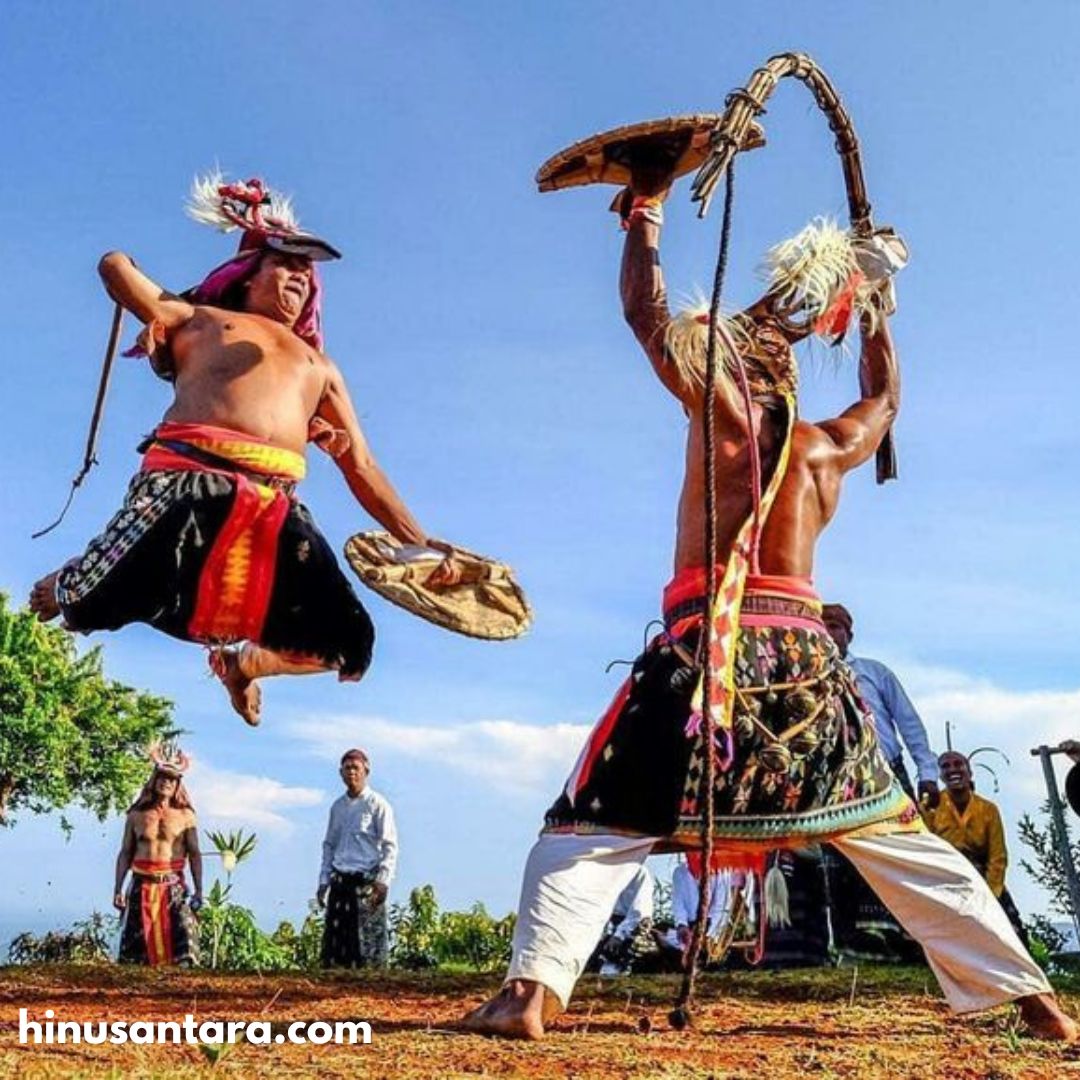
[185,170,301,234]
[763,217,857,323]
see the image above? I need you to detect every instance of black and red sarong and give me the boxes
[55,422,373,678]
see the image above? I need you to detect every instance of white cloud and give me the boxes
[288,715,590,797]
[185,759,324,832]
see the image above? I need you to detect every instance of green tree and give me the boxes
[1018,801,1080,923]
[0,594,174,827]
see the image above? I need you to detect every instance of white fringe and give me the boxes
[663,303,755,405]
[764,864,791,928]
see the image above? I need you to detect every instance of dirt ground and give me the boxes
[1,966,1078,1079]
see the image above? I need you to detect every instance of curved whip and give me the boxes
[691,52,895,482]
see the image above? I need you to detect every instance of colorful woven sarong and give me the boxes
[119,859,199,966]
[56,422,374,677]
[545,572,922,852]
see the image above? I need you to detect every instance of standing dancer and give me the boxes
[464,162,1073,1040]
[115,749,202,966]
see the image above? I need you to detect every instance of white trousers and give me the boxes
[507,830,1051,1011]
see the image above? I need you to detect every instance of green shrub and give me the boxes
[389,886,514,971]
[8,912,118,964]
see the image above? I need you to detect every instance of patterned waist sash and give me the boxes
[663,567,822,633]
[140,422,306,485]
[140,423,306,643]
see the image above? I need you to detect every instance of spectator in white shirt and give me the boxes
[317,748,398,967]
[669,856,747,963]
[597,864,655,975]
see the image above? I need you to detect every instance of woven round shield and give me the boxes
[536,113,766,193]
[1066,762,1080,817]
[344,531,532,641]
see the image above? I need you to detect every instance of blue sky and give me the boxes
[3,1,1080,945]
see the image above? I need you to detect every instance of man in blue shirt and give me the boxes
[822,603,939,808]
[819,603,939,962]
[317,748,398,967]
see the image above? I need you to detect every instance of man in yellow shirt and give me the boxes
[925,751,1029,945]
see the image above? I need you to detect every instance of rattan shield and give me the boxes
[536,114,765,193]
[344,531,532,641]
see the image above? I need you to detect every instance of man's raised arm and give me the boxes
[816,314,899,473]
[98,252,195,331]
[316,360,427,546]
[618,173,701,405]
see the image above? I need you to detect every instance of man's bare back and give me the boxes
[674,410,869,576]
[619,180,898,575]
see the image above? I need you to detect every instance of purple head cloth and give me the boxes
[189,248,325,351]
[124,242,325,357]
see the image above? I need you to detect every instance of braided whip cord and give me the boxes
[33,302,125,539]
[673,160,739,1022]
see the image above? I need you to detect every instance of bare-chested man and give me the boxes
[30,175,453,725]
[465,166,1074,1040]
[115,761,202,966]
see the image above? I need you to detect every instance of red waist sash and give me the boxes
[663,565,823,637]
[141,422,306,481]
[142,423,304,643]
[131,858,186,966]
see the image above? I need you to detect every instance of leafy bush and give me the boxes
[198,876,295,972]
[1019,801,1080,964]
[8,912,118,964]
[389,886,513,971]
[389,885,440,969]
[0,594,175,830]
[271,910,325,970]
[433,905,514,971]
[198,880,292,971]
[1025,914,1068,956]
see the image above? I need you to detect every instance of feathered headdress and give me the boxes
[125,170,339,365]
[185,171,340,262]
[663,302,798,405]
[764,217,907,342]
[149,742,191,778]
[183,169,340,351]
[663,219,908,400]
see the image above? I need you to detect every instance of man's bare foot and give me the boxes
[209,649,262,727]
[461,980,560,1040]
[29,572,61,622]
[1018,992,1078,1041]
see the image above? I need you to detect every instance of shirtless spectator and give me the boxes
[114,754,202,966]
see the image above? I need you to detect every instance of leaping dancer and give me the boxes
[465,57,1074,1041]
[30,173,456,725]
